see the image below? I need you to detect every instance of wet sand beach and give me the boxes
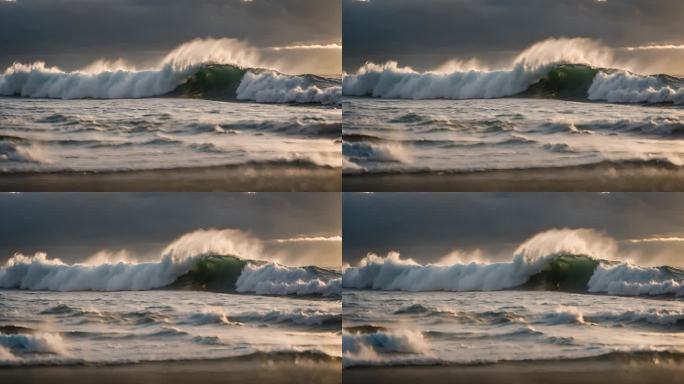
[0,164,341,192]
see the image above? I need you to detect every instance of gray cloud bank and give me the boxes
[343,193,684,268]
[343,0,684,73]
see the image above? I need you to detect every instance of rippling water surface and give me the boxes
[0,98,341,173]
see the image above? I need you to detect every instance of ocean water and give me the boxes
[0,290,341,366]
[0,98,341,173]
[342,290,684,367]
[343,97,684,174]
[341,228,684,367]
[0,234,342,367]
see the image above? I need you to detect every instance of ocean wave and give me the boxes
[236,71,341,105]
[342,329,435,367]
[588,71,684,104]
[216,119,341,139]
[342,228,684,297]
[585,309,684,328]
[235,263,341,297]
[343,141,412,168]
[232,309,341,328]
[538,306,587,325]
[0,229,340,297]
[343,37,684,105]
[588,263,684,296]
[0,38,340,105]
[185,308,240,326]
[0,251,199,291]
[0,332,67,365]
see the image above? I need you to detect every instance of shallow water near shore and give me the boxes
[343,98,684,176]
[0,290,341,366]
[0,98,341,174]
[343,290,684,367]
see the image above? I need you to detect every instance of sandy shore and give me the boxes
[0,355,341,384]
[344,358,684,384]
[0,164,341,192]
[343,162,684,191]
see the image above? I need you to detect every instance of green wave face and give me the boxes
[165,254,256,292]
[518,64,600,100]
[521,254,601,292]
[169,64,248,100]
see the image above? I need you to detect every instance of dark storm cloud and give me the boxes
[0,193,340,266]
[342,193,684,267]
[343,0,684,71]
[0,0,340,70]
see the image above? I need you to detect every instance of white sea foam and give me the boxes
[342,329,434,367]
[236,71,341,105]
[343,37,684,105]
[0,332,66,355]
[343,229,615,291]
[343,228,684,297]
[588,263,684,296]
[343,38,612,99]
[0,229,259,291]
[0,37,339,105]
[588,71,684,104]
[236,263,341,297]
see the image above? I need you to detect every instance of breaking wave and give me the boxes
[342,228,684,297]
[0,332,69,365]
[0,229,341,297]
[343,37,684,105]
[236,263,341,297]
[0,38,340,105]
[343,329,435,367]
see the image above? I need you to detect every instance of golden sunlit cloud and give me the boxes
[626,236,684,243]
[268,43,342,51]
[272,235,342,243]
[623,44,684,51]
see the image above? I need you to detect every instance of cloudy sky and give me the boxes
[0,0,341,73]
[0,193,341,267]
[343,0,684,73]
[343,193,684,268]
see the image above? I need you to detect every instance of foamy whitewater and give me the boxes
[343,290,684,367]
[0,290,341,366]
[0,229,342,297]
[0,38,341,173]
[342,229,684,297]
[342,38,684,174]
[0,229,341,366]
[342,229,684,367]
[0,98,340,173]
[0,38,341,104]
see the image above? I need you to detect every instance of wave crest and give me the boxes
[0,38,340,105]
[343,37,684,105]
[236,263,341,297]
[343,228,684,297]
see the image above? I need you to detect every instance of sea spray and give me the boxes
[343,37,684,105]
[0,38,341,105]
[0,228,341,296]
[342,228,684,297]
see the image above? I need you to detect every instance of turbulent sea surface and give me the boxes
[0,243,342,366]
[342,290,684,367]
[0,98,340,173]
[342,228,684,367]
[0,55,342,174]
[342,44,684,175]
[0,290,341,366]
[343,97,684,174]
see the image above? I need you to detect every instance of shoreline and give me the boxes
[343,161,684,191]
[0,354,341,384]
[344,357,684,384]
[0,163,341,192]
